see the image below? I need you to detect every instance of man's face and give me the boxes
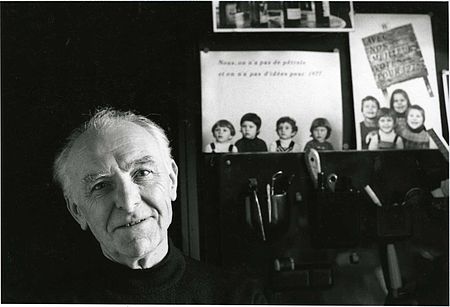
[362,100,378,119]
[66,122,177,265]
[312,126,328,143]
[241,121,258,139]
[213,126,233,143]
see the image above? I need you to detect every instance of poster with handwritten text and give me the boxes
[200,50,343,152]
[350,14,441,150]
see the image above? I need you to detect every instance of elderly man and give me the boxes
[53,108,266,304]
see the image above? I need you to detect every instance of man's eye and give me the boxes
[92,182,108,191]
[134,169,152,178]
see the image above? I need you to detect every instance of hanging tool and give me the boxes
[271,171,284,195]
[248,178,266,241]
[266,184,272,223]
[386,243,402,299]
[364,185,383,207]
[305,148,321,188]
[270,171,284,223]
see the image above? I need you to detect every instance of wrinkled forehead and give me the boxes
[66,122,167,182]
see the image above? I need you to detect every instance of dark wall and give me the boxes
[2,1,448,303]
[1,2,213,302]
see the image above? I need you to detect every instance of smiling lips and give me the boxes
[119,218,147,229]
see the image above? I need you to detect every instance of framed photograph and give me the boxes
[213,1,354,32]
[349,14,442,150]
[200,50,343,153]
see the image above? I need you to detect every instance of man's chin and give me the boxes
[122,235,164,258]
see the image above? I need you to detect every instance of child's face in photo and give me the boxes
[312,126,328,143]
[277,122,295,140]
[407,109,424,130]
[392,93,408,114]
[378,116,395,134]
[213,126,233,143]
[241,121,258,139]
[362,100,378,119]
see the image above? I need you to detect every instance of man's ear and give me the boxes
[168,159,178,201]
[64,196,88,231]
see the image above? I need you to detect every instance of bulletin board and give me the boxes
[200,50,343,152]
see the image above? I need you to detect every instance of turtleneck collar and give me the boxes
[94,238,186,294]
[396,112,406,118]
[409,125,425,133]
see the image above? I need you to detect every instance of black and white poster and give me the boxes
[201,50,343,152]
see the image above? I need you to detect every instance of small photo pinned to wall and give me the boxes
[200,50,343,153]
[349,14,442,150]
[212,1,354,32]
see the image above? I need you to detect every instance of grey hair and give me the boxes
[53,107,172,197]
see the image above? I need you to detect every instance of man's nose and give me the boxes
[115,178,141,212]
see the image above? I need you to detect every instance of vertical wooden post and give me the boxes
[177,118,200,260]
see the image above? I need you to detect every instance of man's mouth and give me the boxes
[119,218,147,229]
[126,219,145,227]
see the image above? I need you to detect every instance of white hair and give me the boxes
[53,107,172,197]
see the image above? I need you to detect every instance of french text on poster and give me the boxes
[201,51,343,152]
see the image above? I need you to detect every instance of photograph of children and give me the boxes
[350,14,443,150]
[402,105,433,149]
[389,89,411,138]
[268,116,302,152]
[235,113,268,152]
[201,50,343,152]
[366,108,403,150]
[359,96,380,149]
[204,119,239,153]
[213,1,354,33]
[304,117,334,151]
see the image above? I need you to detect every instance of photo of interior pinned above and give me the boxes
[213,1,354,32]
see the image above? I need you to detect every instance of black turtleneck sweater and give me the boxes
[50,240,267,304]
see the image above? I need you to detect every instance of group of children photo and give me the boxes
[204,113,335,153]
[359,88,434,150]
[204,87,436,153]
